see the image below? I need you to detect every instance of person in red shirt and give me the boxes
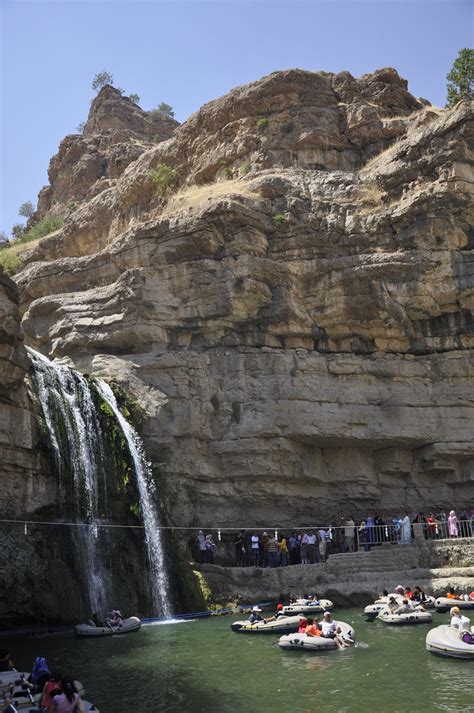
[298,617,308,633]
[405,587,413,599]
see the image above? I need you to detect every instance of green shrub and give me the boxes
[239,161,251,176]
[129,93,140,104]
[220,160,232,179]
[14,214,63,245]
[272,213,286,229]
[0,250,21,275]
[257,117,268,129]
[149,164,179,196]
[150,102,175,120]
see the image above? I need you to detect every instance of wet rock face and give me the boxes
[10,68,474,527]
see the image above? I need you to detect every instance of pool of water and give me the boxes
[2,609,472,712]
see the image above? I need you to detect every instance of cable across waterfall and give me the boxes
[27,347,172,618]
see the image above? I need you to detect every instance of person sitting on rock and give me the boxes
[320,611,349,649]
[394,599,414,615]
[450,607,474,644]
[446,587,458,600]
[304,617,321,637]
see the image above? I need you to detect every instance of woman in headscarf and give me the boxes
[448,510,458,538]
[28,656,51,691]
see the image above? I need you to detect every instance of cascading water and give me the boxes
[28,348,109,612]
[96,381,172,618]
[27,348,172,618]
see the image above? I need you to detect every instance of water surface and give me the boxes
[3,609,472,712]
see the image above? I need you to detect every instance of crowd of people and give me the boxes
[190,508,474,567]
[0,654,83,712]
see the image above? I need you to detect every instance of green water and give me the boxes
[2,609,472,713]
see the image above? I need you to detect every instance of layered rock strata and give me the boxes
[5,69,474,566]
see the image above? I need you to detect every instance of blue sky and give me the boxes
[1,0,472,234]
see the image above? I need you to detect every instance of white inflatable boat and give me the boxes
[364,595,435,620]
[282,599,334,615]
[0,678,87,709]
[75,616,141,637]
[435,597,474,613]
[364,595,402,620]
[279,621,355,651]
[231,615,302,634]
[426,624,474,659]
[3,700,99,712]
[377,609,433,625]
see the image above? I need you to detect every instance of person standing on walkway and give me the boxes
[251,532,260,566]
[400,513,412,544]
[307,532,317,563]
[300,532,309,564]
[344,516,356,552]
[448,510,458,538]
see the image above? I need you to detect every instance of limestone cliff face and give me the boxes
[10,68,474,529]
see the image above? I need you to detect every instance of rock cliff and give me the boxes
[6,68,474,540]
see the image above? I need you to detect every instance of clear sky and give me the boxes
[0,0,472,234]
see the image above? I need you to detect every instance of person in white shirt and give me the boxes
[251,533,260,567]
[450,606,474,644]
[318,529,328,561]
[320,611,350,649]
[394,599,414,615]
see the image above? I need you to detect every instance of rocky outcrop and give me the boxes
[5,69,474,561]
[37,86,178,219]
[196,541,474,607]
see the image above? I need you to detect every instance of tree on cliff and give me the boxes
[150,102,175,120]
[18,201,35,219]
[92,70,114,92]
[446,48,474,107]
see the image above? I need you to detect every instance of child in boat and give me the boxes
[305,617,321,637]
[50,676,84,713]
[446,587,457,600]
[393,599,414,615]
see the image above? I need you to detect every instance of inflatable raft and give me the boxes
[0,678,87,710]
[426,624,474,659]
[377,609,432,625]
[364,595,435,620]
[231,615,302,634]
[75,616,141,637]
[435,597,474,613]
[282,599,333,615]
[279,621,355,652]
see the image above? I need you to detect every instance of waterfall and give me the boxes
[96,381,172,618]
[27,348,172,618]
[28,348,108,613]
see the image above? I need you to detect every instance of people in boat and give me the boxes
[450,607,474,644]
[107,609,124,627]
[393,599,414,615]
[320,611,350,649]
[304,617,322,637]
[50,676,84,713]
[90,612,104,628]
[395,585,405,596]
[248,606,264,624]
[380,589,389,599]
[0,650,14,673]
[298,617,308,633]
[446,587,458,600]
[388,596,399,613]
[39,671,63,711]
[412,586,426,603]
[404,587,414,600]
[1,685,17,713]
